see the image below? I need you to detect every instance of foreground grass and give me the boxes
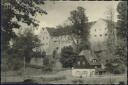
[1,69,127,84]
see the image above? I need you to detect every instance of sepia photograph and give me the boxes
[1,0,127,84]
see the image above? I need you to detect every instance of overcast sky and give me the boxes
[36,1,119,28]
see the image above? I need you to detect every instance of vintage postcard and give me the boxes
[1,0,127,84]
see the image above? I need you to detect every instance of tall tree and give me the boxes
[117,1,127,39]
[1,0,47,51]
[68,6,89,53]
[7,28,42,70]
[60,46,77,68]
[105,2,127,74]
[105,6,117,59]
[114,1,127,67]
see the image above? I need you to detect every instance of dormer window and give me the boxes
[92,59,97,63]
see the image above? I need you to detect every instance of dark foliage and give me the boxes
[68,6,90,52]
[1,0,47,51]
[6,29,42,70]
[60,46,77,68]
[117,1,127,38]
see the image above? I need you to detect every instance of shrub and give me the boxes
[60,46,77,68]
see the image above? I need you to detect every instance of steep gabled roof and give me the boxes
[79,50,101,66]
[46,27,72,36]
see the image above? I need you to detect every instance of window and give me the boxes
[100,34,102,37]
[95,29,96,32]
[77,61,80,65]
[105,33,107,36]
[92,59,97,63]
[94,35,96,37]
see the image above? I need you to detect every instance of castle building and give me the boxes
[89,19,109,51]
[37,18,117,57]
[89,18,117,63]
[38,27,74,55]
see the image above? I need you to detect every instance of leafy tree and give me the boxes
[104,3,127,74]
[117,1,127,38]
[105,55,126,74]
[116,1,127,65]
[105,60,114,73]
[1,0,47,51]
[7,29,42,70]
[60,46,77,68]
[109,1,127,73]
[68,6,89,52]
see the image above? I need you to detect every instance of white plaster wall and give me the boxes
[38,28,51,53]
[72,69,95,77]
[89,19,108,51]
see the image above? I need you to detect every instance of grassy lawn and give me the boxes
[1,69,127,84]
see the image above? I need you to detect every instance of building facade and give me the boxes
[89,19,109,51]
[38,27,73,55]
[72,50,105,77]
[89,18,117,64]
[89,18,117,51]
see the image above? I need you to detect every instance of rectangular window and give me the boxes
[100,34,102,37]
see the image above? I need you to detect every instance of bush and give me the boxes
[113,64,126,74]
[8,56,24,71]
[105,59,126,74]
[60,46,77,68]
